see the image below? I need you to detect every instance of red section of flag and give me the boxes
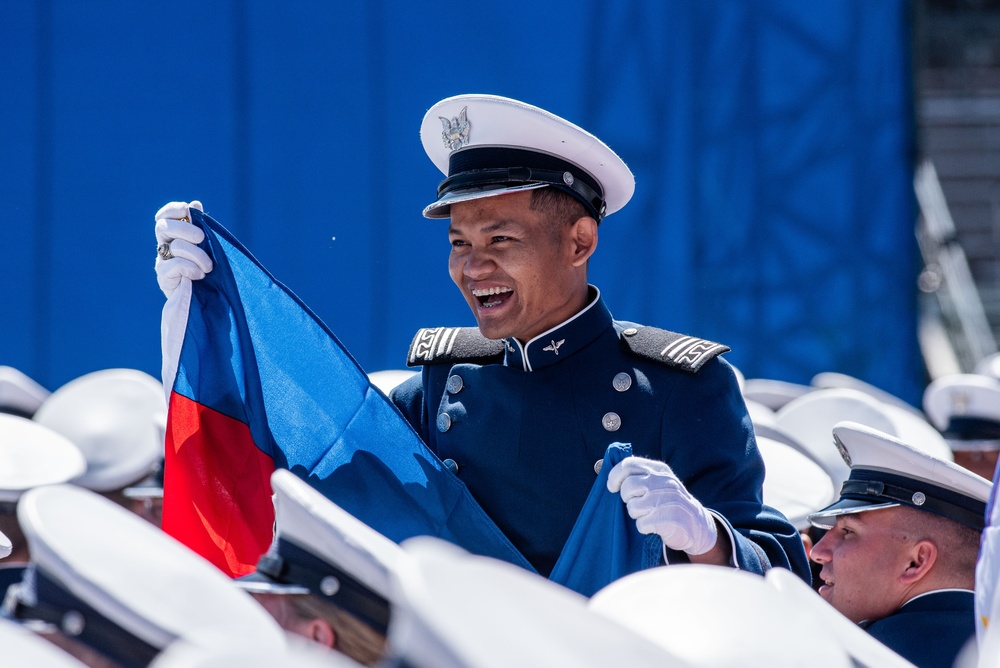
[162,392,276,576]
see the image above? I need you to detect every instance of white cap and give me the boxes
[0,366,50,418]
[10,485,286,665]
[808,422,992,531]
[0,414,87,503]
[151,637,364,668]
[0,616,88,667]
[421,94,634,222]
[811,371,925,419]
[33,369,166,492]
[742,378,813,411]
[0,529,10,559]
[387,537,684,668]
[236,469,403,636]
[756,434,837,531]
[974,352,1000,380]
[763,568,917,667]
[923,373,1000,452]
[367,370,418,396]
[589,565,852,667]
[774,388,952,485]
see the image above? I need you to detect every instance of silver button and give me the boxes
[594,459,603,474]
[612,372,632,392]
[447,374,464,394]
[622,328,638,337]
[912,492,926,506]
[320,576,341,597]
[602,412,622,432]
[443,458,459,474]
[563,171,575,186]
[437,412,452,432]
[62,611,85,636]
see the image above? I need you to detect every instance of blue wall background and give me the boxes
[0,1,922,404]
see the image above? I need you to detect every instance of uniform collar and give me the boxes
[503,286,611,372]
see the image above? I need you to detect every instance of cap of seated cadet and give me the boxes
[763,568,917,668]
[386,536,685,668]
[4,484,286,666]
[589,564,855,668]
[0,366,50,419]
[811,371,925,419]
[151,637,364,668]
[0,414,87,504]
[33,369,166,492]
[808,422,991,531]
[0,616,89,668]
[924,374,1000,454]
[236,469,403,637]
[756,435,837,532]
[742,378,814,411]
[775,388,952,487]
[420,94,635,223]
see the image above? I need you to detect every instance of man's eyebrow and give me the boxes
[448,219,521,236]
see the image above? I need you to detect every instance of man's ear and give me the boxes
[303,617,337,649]
[568,216,598,267]
[900,539,938,585]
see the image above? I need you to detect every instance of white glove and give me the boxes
[607,456,718,556]
[154,200,212,298]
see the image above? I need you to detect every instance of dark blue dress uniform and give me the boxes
[391,288,811,581]
[863,590,975,668]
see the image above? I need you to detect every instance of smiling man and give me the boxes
[809,421,991,668]
[389,94,811,582]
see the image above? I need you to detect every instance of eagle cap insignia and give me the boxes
[439,106,471,151]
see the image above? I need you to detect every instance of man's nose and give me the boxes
[809,532,832,564]
[463,248,495,278]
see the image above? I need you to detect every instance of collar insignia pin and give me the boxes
[543,339,566,355]
[439,106,471,151]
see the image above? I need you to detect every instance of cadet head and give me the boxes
[808,422,990,624]
[923,373,1000,481]
[420,95,634,342]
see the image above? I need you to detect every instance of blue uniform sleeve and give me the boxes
[656,357,812,582]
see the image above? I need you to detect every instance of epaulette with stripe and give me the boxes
[618,324,730,373]
[406,327,506,366]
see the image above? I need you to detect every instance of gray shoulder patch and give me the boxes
[406,327,506,366]
[619,325,730,373]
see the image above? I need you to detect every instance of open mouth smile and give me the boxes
[472,286,513,309]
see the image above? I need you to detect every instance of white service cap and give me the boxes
[33,369,166,492]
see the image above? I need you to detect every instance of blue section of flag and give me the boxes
[176,209,654,594]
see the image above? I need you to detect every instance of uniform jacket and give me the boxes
[864,589,975,668]
[391,288,810,581]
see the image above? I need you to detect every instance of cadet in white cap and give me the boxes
[923,373,1000,480]
[808,422,991,668]
[151,95,809,583]
[33,369,167,512]
[0,366,50,418]
[0,414,87,601]
[2,484,285,667]
[236,469,400,666]
[386,535,684,668]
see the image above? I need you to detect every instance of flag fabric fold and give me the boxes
[161,210,652,595]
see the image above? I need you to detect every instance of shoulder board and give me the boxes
[406,327,506,366]
[619,325,730,373]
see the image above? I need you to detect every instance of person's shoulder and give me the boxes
[616,321,730,374]
[405,326,505,366]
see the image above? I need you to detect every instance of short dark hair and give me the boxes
[529,187,590,227]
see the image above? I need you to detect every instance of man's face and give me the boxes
[809,508,916,624]
[448,190,586,342]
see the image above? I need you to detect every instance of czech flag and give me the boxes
[160,210,654,595]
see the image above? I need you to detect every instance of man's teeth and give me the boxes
[472,287,512,297]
